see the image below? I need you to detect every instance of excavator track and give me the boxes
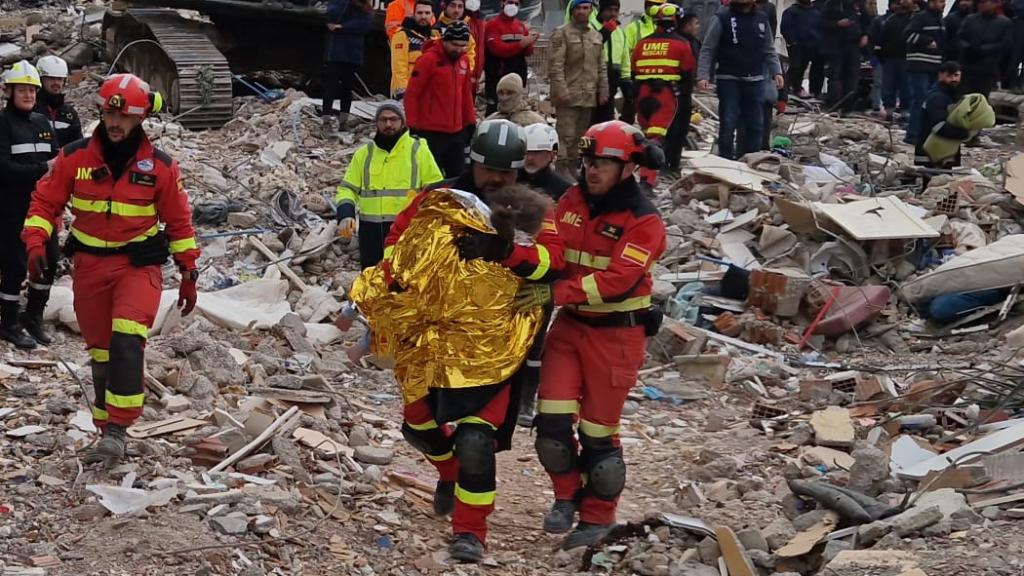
[104,9,234,129]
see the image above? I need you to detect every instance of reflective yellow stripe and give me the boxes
[456,416,497,430]
[24,215,54,236]
[71,224,159,249]
[635,74,682,81]
[579,418,620,438]
[89,348,110,363]
[407,419,439,431]
[112,318,150,339]
[576,295,652,313]
[636,58,681,67]
[383,245,395,260]
[565,249,610,270]
[454,484,496,506]
[426,450,454,462]
[645,126,669,136]
[169,237,198,254]
[538,399,579,414]
[71,195,156,217]
[581,274,603,305]
[91,406,109,421]
[526,244,551,281]
[105,389,145,409]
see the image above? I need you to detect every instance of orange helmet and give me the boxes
[97,73,163,116]
[579,121,664,175]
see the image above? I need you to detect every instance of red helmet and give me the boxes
[579,121,664,173]
[97,73,163,116]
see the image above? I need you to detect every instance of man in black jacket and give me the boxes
[944,0,973,61]
[0,61,58,349]
[34,55,82,148]
[915,61,963,186]
[904,0,946,143]
[820,0,871,112]
[958,0,1012,97]
[781,0,823,97]
[877,0,914,115]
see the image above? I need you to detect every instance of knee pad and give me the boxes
[535,436,575,474]
[401,423,438,456]
[580,433,626,500]
[454,424,494,475]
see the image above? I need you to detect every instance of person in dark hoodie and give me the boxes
[944,0,973,61]
[820,0,871,113]
[322,0,375,135]
[34,55,82,148]
[904,0,946,143]
[781,0,823,97]
[877,0,915,115]
[957,0,1012,97]
[914,61,964,185]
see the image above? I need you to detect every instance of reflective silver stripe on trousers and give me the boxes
[526,360,542,368]
[361,138,422,196]
[0,293,20,302]
[28,282,52,291]
[53,121,71,129]
[10,142,52,155]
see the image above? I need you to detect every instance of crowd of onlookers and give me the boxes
[318,0,1020,177]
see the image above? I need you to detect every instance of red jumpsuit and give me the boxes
[535,177,666,526]
[632,30,695,186]
[22,135,199,428]
[384,175,564,544]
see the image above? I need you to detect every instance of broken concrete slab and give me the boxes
[810,406,855,449]
[210,512,249,535]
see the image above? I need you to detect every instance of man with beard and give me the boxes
[383,119,564,562]
[485,73,546,126]
[390,0,436,99]
[520,123,572,200]
[915,61,965,183]
[432,0,478,78]
[335,101,444,268]
[34,55,83,148]
[406,20,477,177]
[0,60,57,349]
[22,74,200,466]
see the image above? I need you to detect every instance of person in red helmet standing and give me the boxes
[513,120,667,550]
[22,73,200,466]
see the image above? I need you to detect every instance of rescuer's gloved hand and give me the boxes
[26,245,48,283]
[513,283,552,310]
[338,217,357,239]
[457,230,511,262]
[178,271,198,316]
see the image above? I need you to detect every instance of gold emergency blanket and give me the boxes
[350,188,543,405]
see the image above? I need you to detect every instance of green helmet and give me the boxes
[469,119,527,170]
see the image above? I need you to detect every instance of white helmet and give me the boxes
[36,55,69,79]
[524,123,558,152]
[1,60,42,88]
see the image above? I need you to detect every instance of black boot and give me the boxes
[433,480,455,516]
[543,499,577,534]
[449,533,485,563]
[21,287,52,344]
[562,521,614,550]
[84,423,126,466]
[0,301,36,350]
[517,370,539,428]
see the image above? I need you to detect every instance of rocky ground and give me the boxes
[3,3,1024,576]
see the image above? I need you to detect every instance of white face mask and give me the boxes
[466,0,480,12]
[503,3,520,17]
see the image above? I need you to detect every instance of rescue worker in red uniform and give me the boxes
[631,4,695,191]
[514,120,667,550]
[384,119,564,563]
[22,74,200,466]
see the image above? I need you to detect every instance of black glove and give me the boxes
[457,230,512,262]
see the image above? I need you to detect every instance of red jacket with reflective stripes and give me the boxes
[631,31,696,81]
[405,42,477,135]
[22,134,200,271]
[553,179,666,315]
[383,174,565,282]
[485,14,534,59]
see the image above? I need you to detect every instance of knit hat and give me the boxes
[570,0,593,8]
[497,72,524,94]
[375,100,405,123]
[442,19,471,41]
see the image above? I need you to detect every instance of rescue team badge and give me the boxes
[137,158,154,172]
[600,224,622,240]
[621,243,651,266]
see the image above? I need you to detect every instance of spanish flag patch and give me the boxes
[621,243,651,266]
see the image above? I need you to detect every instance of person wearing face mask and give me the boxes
[0,61,57,349]
[484,0,539,115]
[550,0,609,179]
[334,101,443,269]
[486,73,546,125]
[23,73,200,467]
[696,0,784,159]
[382,119,564,563]
[405,21,477,177]
[391,0,436,99]
[513,120,666,551]
[461,0,486,91]
[34,55,82,148]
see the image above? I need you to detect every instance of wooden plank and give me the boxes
[969,491,1024,509]
[714,526,757,576]
[128,416,207,439]
[249,236,309,292]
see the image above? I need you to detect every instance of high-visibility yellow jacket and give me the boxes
[390,25,432,97]
[335,130,444,222]
[562,9,631,78]
[623,14,656,71]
